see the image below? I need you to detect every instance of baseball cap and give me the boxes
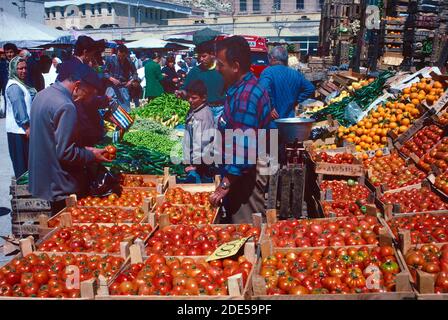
[58,60,102,91]
[75,36,106,54]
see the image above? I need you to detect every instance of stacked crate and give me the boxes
[10,176,51,239]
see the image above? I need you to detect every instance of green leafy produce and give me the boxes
[131,94,190,126]
[123,130,182,157]
[99,143,186,178]
[131,118,174,136]
[312,71,394,126]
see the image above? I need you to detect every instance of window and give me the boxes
[296,0,304,10]
[80,5,86,16]
[45,9,50,18]
[240,0,247,12]
[52,8,56,18]
[319,0,324,10]
[107,3,112,14]
[150,9,153,19]
[273,0,281,11]
[145,9,148,18]
[60,7,65,17]
[90,4,95,16]
[253,0,260,12]
[96,4,102,15]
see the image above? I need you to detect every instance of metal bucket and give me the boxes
[274,118,315,144]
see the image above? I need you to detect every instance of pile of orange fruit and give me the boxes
[338,77,446,152]
[401,78,445,106]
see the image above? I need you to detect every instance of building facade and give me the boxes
[234,0,324,15]
[44,0,193,30]
[0,0,46,24]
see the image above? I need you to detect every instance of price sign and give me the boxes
[206,237,251,262]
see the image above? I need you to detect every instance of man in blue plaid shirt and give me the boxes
[209,36,272,223]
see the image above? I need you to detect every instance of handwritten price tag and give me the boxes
[206,237,251,262]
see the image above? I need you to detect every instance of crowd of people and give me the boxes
[0,34,315,223]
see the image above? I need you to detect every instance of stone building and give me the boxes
[234,0,324,15]
[44,0,193,30]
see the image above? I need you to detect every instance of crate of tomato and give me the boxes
[375,182,448,220]
[145,213,262,257]
[251,244,414,300]
[259,209,393,255]
[401,243,448,299]
[95,241,257,300]
[315,178,378,218]
[119,167,173,194]
[0,237,126,300]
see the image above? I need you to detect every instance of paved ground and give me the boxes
[0,118,14,265]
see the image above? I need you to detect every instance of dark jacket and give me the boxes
[28,82,95,201]
[161,65,178,94]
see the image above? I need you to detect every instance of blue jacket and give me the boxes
[258,65,315,128]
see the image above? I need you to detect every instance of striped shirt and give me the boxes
[218,72,271,176]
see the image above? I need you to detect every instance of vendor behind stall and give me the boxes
[209,36,272,224]
[29,61,111,215]
[258,46,315,128]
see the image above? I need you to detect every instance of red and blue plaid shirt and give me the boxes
[218,72,271,176]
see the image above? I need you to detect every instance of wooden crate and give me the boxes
[259,209,393,256]
[308,147,365,177]
[251,244,415,300]
[42,195,153,231]
[399,242,448,300]
[0,237,97,300]
[149,194,220,226]
[11,198,51,212]
[168,175,220,193]
[34,221,155,259]
[120,167,172,194]
[375,181,448,220]
[95,242,257,300]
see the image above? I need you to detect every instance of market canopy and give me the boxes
[0,11,68,48]
[126,38,190,50]
[192,28,222,45]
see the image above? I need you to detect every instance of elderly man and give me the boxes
[209,36,272,224]
[29,61,110,215]
[259,46,315,128]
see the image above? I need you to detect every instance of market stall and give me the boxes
[1,64,448,301]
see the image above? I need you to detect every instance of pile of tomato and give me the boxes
[314,152,356,164]
[404,244,448,293]
[77,190,156,207]
[320,180,371,201]
[48,207,146,228]
[417,137,448,173]
[434,171,448,195]
[400,125,444,158]
[265,216,381,248]
[261,246,401,295]
[154,202,216,225]
[109,254,253,296]
[38,224,153,254]
[380,187,447,213]
[387,214,448,244]
[0,253,124,298]
[322,200,369,218]
[146,224,260,256]
[120,175,157,188]
[164,188,211,206]
[364,153,427,190]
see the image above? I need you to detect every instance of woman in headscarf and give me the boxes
[5,56,37,178]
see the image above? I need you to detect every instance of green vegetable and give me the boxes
[123,130,182,157]
[131,93,190,125]
[130,118,174,136]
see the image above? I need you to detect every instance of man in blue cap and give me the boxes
[57,35,110,147]
[29,61,111,215]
